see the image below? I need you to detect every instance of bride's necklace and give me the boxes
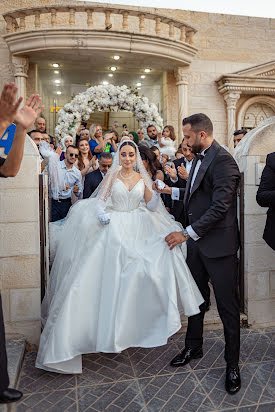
[120,171,135,180]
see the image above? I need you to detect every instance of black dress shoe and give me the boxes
[225,366,241,395]
[0,388,23,404]
[170,347,203,367]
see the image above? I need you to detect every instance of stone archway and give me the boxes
[55,84,163,140]
[237,96,275,130]
[234,116,275,327]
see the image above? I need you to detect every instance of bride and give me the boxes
[36,139,204,374]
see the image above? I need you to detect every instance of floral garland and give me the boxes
[55,84,163,140]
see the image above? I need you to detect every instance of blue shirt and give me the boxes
[59,160,83,199]
[89,139,115,156]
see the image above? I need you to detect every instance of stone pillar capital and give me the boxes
[174,67,188,85]
[11,56,29,103]
[12,56,29,79]
[223,91,240,108]
[223,92,240,153]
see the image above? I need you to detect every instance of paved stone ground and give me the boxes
[12,327,275,411]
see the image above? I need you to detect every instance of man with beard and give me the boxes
[154,113,241,395]
[140,125,160,149]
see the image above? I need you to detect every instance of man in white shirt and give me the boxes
[51,145,82,222]
[164,139,194,222]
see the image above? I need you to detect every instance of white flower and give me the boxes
[55,84,163,139]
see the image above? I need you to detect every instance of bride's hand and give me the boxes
[165,231,186,250]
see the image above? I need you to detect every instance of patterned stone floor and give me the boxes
[12,327,275,412]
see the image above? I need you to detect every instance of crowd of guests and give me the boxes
[26,116,252,229]
[28,117,190,222]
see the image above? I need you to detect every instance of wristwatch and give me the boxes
[183,228,190,239]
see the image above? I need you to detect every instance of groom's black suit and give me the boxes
[179,140,241,367]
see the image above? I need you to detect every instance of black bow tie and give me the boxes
[196,154,204,161]
[196,147,210,162]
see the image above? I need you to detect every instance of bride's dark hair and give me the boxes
[138,145,162,180]
[119,141,137,151]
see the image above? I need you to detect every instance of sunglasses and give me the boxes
[69,153,79,158]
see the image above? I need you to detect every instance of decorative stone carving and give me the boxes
[175,67,188,85]
[224,92,240,153]
[155,17,161,36]
[122,11,129,30]
[11,56,29,102]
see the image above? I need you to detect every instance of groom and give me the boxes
[157,113,241,394]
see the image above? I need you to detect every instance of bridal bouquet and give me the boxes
[55,84,163,141]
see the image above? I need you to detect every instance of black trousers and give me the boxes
[51,198,72,222]
[0,294,9,392]
[185,239,240,367]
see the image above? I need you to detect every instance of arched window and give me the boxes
[237,96,275,131]
[243,103,275,130]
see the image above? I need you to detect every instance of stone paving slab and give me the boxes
[11,327,275,411]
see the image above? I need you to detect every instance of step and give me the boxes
[0,335,25,412]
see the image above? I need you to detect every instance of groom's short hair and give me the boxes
[182,113,213,136]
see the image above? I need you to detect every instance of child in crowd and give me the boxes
[158,125,176,159]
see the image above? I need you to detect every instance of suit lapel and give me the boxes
[188,140,221,201]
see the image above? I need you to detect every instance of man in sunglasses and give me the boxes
[51,145,82,222]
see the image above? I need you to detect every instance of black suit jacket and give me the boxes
[256,152,275,250]
[83,169,103,199]
[178,140,240,258]
[166,157,187,222]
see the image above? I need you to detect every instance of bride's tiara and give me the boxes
[120,137,136,145]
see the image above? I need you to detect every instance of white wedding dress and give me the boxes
[36,177,204,374]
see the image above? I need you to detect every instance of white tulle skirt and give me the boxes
[36,198,204,374]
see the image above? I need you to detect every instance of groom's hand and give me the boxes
[165,231,187,250]
[152,181,172,195]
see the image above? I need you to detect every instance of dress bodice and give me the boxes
[111,178,145,211]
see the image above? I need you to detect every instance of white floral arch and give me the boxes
[55,84,163,140]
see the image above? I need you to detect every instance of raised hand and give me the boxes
[164,162,177,180]
[0,83,22,129]
[178,164,188,180]
[14,94,44,130]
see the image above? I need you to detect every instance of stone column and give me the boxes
[12,56,29,103]
[224,91,240,153]
[174,67,188,141]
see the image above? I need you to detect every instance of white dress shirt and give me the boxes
[171,158,193,198]
[171,146,212,241]
[59,160,83,199]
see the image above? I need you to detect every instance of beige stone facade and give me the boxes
[0,1,275,342]
[0,137,41,344]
